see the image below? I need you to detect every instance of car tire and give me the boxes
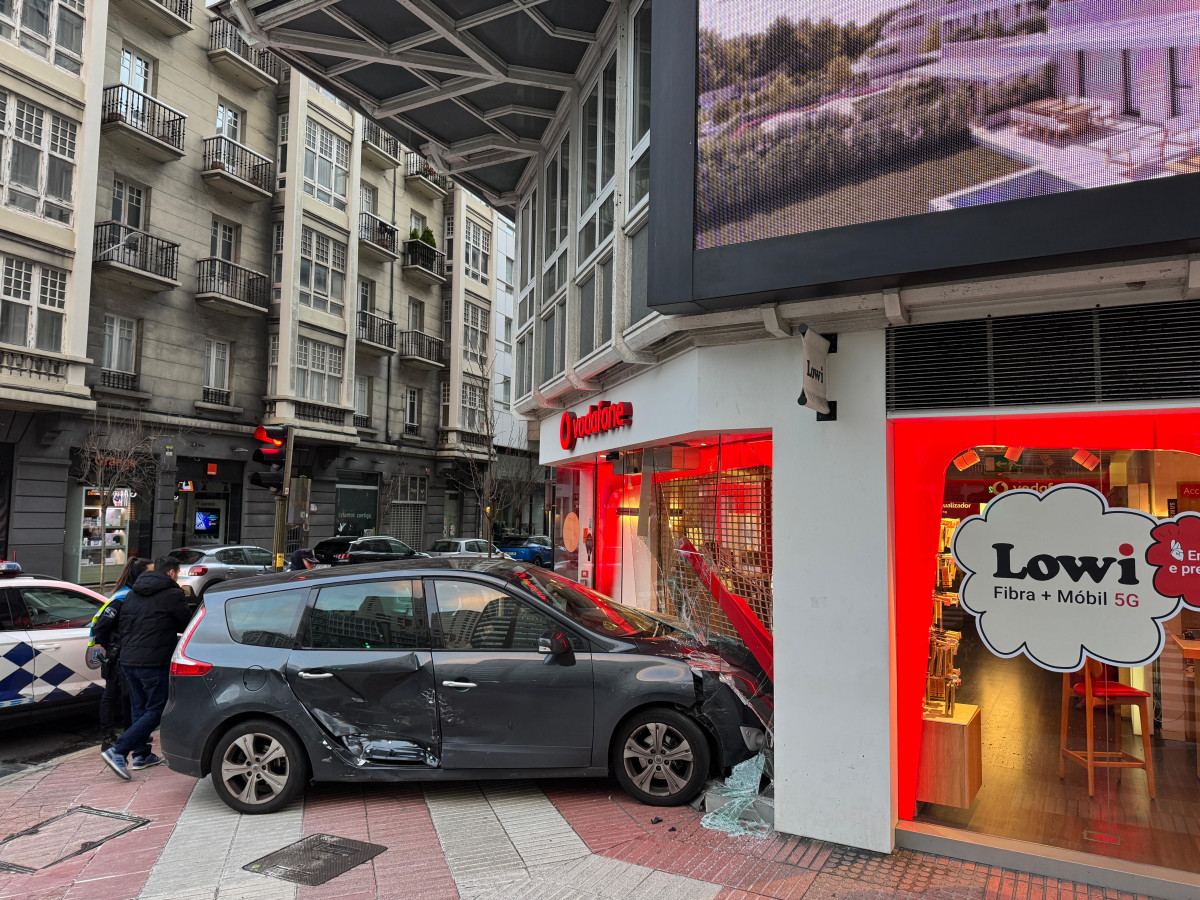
[210,718,307,815]
[532,555,544,567]
[612,708,710,807]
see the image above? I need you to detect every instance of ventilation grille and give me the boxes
[886,299,1200,412]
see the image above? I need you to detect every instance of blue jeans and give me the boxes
[114,665,169,760]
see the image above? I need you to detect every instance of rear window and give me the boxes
[429,540,458,552]
[171,549,205,565]
[225,588,307,648]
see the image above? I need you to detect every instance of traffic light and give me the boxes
[249,424,290,493]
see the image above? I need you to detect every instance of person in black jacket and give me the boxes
[101,555,191,780]
[91,557,151,750]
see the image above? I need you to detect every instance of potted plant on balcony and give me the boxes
[420,227,437,249]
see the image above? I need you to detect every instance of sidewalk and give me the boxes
[0,745,1168,900]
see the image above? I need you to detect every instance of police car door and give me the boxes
[14,585,105,705]
[0,588,34,716]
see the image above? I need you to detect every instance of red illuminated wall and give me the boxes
[892,408,1200,820]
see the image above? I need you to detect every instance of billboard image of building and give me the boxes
[697,0,1200,249]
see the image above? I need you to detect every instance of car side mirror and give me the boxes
[538,630,571,656]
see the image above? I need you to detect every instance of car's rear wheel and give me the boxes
[210,719,306,814]
[612,708,709,806]
[532,554,544,567]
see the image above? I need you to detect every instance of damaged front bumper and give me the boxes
[692,667,774,771]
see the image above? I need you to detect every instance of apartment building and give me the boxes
[0,0,472,579]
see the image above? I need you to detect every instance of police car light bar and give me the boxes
[0,561,23,577]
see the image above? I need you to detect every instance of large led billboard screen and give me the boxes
[696,0,1200,250]
[650,1,1200,311]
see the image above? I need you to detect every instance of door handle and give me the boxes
[34,644,61,650]
[298,671,333,679]
[442,680,477,689]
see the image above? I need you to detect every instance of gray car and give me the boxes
[171,545,274,601]
[160,558,772,815]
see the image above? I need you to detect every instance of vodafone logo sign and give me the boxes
[559,401,633,451]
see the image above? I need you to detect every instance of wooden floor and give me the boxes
[916,619,1200,874]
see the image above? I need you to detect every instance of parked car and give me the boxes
[0,562,107,724]
[330,536,428,565]
[426,538,513,559]
[171,546,274,601]
[494,535,553,567]
[160,558,772,815]
[312,537,352,565]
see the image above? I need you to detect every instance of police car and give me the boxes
[0,561,107,722]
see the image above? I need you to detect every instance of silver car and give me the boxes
[171,546,274,600]
[426,538,514,559]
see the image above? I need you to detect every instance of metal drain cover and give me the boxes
[244,833,386,886]
[0,806,149,874]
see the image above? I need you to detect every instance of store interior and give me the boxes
[915,447,1200,874]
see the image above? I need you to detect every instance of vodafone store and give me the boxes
[894,409,1200,878]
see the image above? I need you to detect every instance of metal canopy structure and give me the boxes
[216,0,614,213]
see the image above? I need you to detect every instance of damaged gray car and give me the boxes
[159,558,773,815]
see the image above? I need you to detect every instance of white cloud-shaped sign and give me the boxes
[952,485,1179,672]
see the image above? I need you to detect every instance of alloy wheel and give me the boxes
[622,721,695,798]
[220,732,291,806]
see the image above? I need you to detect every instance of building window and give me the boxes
[629,0,652,210]
[440,380,450,427]
[579,54,617,262]
[358,278,374,312]
[294,336,343,405]
[444,214,454,260]
[354,373,370,417]
[1,94,76,224]
[0,256,66,353]
[0,0,85,75]
[211,217,237,261]
[216,100,242,142]
[515,335,531,397]
[390,474,426,549]
[463,299,489,367]
[405,387,421,432]
[542,137,569,298]
[315,84,349,109]
[102,313,136,373]
[408,297,424,333]
[517,188,537,326]
[465,218,490,284]
[111,177,144,228]
[461,380,486,433]
[409,210,426,241]
[203,339,229,391]
[360,182,376,215]
[272,222,284,300]
[267,332,279,393]
[303,118,349,211]
[299,226,346,316]
[539,300,566,383]
[497,314,511,349]
[276,112,288,183]
[496,375,511,410]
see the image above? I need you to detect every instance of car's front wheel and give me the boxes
[210,718,307,814]
[532,554,544,567]
[612,708,709,806]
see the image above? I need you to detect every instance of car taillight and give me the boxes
[170,607,212,677]
[188,565,208,576]
[336,553,349,561]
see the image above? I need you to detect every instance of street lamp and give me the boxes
[95,228,141,261]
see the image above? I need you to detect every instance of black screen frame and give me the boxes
[649,0,1200,314]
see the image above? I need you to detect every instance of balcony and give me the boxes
[295,401,346,426]
[404,421,421,437]
[359,213,400,263]
[112,0,191,37]
[207,20,280,89]
[438,428,489,453]
[356,310,397,354]
[362,121,402,169]
[195,258,269,316]
[92,222,180,292]
[405,153,449,200]
[402,240,446,285]
[202,387,231,406]
[201,136,274,201]
[397,331,445,369]
[100,370,139,392]
[101,85,186,162]
[353,414,371,430]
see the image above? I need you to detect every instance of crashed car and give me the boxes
[159,557,772,814]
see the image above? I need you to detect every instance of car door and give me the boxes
[14,585,105,704]
[466,540,488,558]
[384,538,414,561]
[0,589,33,720]
[215,548,251,581]
[428,577,594,768]
[244,546,274,574]
[284,577,439,764]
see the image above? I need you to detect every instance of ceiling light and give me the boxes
[953,449,980,471]
[1004,446,1023,461]
[1072,450,1100,471]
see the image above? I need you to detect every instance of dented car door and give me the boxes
[285,577,439,765]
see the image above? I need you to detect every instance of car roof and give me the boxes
[206,556,529,597]
[172,545,264,554]
[1,578,108,599]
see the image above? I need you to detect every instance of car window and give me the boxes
[226,588,307,648]
[532,537,550,547]
[465,541,484,553]
[172,549,204,565]
[216,549,246,565]
[0,593,23,631]
[246,547,273,567]
[429,540,458,553]
[305,580,428,650]
[431,580,583,651]
[388,539,411,554]
[18,587,102,629]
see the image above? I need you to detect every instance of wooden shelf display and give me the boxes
[917,703,983,808]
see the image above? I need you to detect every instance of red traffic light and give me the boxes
[254,425,287,447]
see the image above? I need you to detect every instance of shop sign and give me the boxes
[798,329,830,415]
[1179,483,1200,498]
[559,401,633,451]
[952,485,1180,672]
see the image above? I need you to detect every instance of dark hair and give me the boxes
[155,555,182,576]
[112,557,150,592]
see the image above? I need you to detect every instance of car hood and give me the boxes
[621,632,771,695]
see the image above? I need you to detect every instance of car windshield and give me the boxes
[512,567,686,639]
[171,549,205,564]
[429,540,459,552]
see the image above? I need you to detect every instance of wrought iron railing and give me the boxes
[359,213,399,253]
[101,85,186,152]
[402,240,445,279]
[396,330,444,364]
[295,402,345,425]
[363,120,401,161]
[202,387,231,406]
[210,19,281,80]
[101,369,138,391]
[353,414,371,429]
[196,258,269,310]
[202,136,274,193]
[93,222,179,281]
[405,152,448,191]
[356,310,397,349]
[144,0,190,20]
[404,421,421,436]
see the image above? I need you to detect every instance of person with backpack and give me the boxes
[90,557,151,750]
